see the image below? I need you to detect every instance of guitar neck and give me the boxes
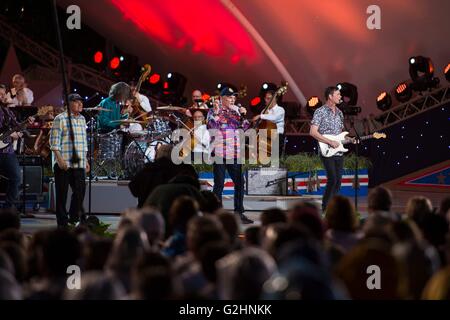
[343,134,373,144]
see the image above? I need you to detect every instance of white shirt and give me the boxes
[136,93,152,112]
[6,87,34,107]
[192,124,210,153]
[260,104,285,134]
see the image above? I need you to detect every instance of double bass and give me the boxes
[252,83,288,162]
[130,64,152,122]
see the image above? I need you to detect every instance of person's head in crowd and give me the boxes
[260,208,287,227]
[288,201,325,241]
[405,196,433,224]
[168,196,199,235]
[325,196,358,232]
[132,207,165,248]
[421,266,450,300]
[262,223,311,260]
[244,226,262,247]
[64,272,125,300]
[134,251,171,274]
[39,229,81,278]
[0,208,21,233]
[335,239,406,299]
[82,237,113,271]
[168,175,200,190]
[133,266,174,300]
[155,144,173,160]
[391,235,436,299]
[264,240,344,300]
[200,190,222,214]
[216,247,276,299]
[388,220,423,244]
[0,228,27,249]
[438,196,450,222]
[186,216,227,260]
[216,211,240,249]
[361,215,395,243]
[0,269,21,300]
[0,248,14,276]
[419,213,449,251]
[106,226,150,291]
[0,242,26,283]
[198,241,231,285]
[368,186,393,213]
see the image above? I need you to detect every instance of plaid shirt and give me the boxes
[50,111,87,169]
[207,105,248,159]
[0,106,20,154]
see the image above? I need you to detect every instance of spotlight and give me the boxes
[167,73,173,79]
[306,96,322,115]
[336,82,358,106]
[395,82,412,102]
[215,83,237,93]
[93,51,103,64]
[376,91,392,111]
[409,56,439,91]
[260,82,277,93]
[250,97,261,107]
[444,63,450,82]
[119,56,124,62]
[149,73,161,84]
[109,57,120,69]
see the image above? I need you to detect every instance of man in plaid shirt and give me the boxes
[50,93,89,227]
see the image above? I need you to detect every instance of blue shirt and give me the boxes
[311,105,344,135]
[97,97,128,131]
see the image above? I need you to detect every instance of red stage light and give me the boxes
[308,96,320,107]
[396,83,407,94]
[110,57,120,69]
[163,81,169,89]
[202,93,210,101]
[149,73,161,84]
[94,51,103,64]
[250,97,261,106]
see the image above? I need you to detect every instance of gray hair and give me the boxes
[109,82,131,102]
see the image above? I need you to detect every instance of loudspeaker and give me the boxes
[19,166,43,195]
[246,167,288,195]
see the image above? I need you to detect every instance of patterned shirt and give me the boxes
[50,111,87,169]
[98,97,128,132]
[0,106,20,154]
[311,105,344,135]
[207,105,247,160]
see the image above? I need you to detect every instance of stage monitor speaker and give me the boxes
[19,166,43,195]
[246,167,288,195]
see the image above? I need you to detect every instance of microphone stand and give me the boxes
[349,117,361,212]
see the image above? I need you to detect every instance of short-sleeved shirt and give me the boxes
[311,105,344,135]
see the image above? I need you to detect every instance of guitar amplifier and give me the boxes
[246,167,288,195]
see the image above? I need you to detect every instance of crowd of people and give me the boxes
[0,167,449,299]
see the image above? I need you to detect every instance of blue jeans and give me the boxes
[213,161,245,213]
[0,153,21,209]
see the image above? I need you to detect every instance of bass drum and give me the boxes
[123,140,169,178]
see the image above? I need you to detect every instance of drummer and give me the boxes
[184,89,208,118]
[97,82,133,133]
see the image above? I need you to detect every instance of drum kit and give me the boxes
[86,105,190,179]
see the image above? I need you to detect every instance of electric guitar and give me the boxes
[0,106,52,150]
[318,131,387,157]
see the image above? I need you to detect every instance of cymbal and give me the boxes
[111,119,148,124]
[84,107,111,112]
[157,106,185,112]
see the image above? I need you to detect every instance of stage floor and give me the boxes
[18,190,448,235]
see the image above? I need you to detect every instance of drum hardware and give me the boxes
[84,107,112,112]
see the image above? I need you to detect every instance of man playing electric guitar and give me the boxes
[310,86,356,212]
[0,84,34,210]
